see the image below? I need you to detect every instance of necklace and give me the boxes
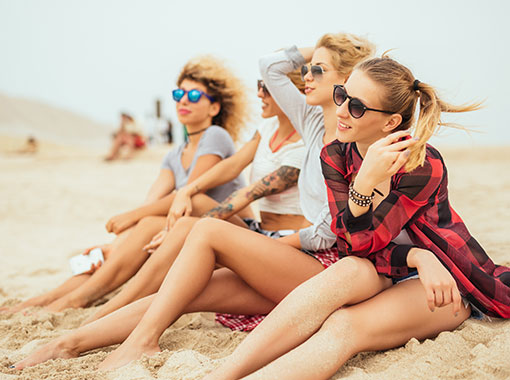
[186,126,209,137]
[269,128,297,153]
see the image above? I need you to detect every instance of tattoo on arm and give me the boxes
[203,191,238,219]
[246,166,300,201]
[202,166,300,220]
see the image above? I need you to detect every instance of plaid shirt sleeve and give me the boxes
[320,141,444,277]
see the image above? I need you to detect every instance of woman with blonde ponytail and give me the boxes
[203,56,510,380]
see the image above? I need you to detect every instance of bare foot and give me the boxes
[98,336,160,371]
[0,296,50,314]
[45,296,84,312]
[11,338,79,370]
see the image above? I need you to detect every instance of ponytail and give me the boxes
[357,56,482,172]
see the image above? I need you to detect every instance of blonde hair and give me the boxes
[315,33,376,77]
[177,55,248,141]
[356,55,482,171]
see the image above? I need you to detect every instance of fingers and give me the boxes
[388,150,410,175]
[426,287,436,312]
[451,286,462,316]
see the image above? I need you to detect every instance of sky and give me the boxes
[1,0,509,146]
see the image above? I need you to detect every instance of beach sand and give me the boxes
[0,97,509,379]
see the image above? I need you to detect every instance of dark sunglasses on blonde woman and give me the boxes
[257,80,270,97]
[300,64,325,82]
[333,84,394,119]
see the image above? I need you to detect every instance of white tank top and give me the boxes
[250,118,305,215]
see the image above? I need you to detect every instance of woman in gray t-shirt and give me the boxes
[4,56,249,315]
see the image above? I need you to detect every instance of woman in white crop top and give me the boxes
[54,75,309,329]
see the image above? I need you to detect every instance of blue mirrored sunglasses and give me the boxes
[172,88,215,103]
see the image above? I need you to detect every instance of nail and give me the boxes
[404,150,411,157]
[413,137,419,141]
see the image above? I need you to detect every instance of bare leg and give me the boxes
[99,218,325,370]
[84,195,249,324]
[13,267,276,370]
[45,216,166,311]
[241,279,471,380]
[204,256,392,380]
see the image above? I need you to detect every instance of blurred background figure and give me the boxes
[104,112,146,161]
[17,135,38,154]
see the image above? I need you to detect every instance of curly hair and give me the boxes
[177,55,248,142]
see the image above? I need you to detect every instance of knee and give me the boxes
[324,256,374,286]
[137,216,165,229]
[189,217,223,239]
[319,309,362,349]
[172,216,197,231]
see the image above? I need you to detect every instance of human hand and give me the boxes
[355,131,418,190]
[105,211,139,234]
[167,188,193,229]
[407,248,462,315]
[143,229,167,253]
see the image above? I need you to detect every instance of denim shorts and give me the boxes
[392,272,489,320]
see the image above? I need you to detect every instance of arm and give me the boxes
[320,136,439,274]
[183,132,260,197]
[259,47,317,141]
[167,133,260,226]
[105,154,222,234]
[143,169,175,204]
[203,165,300,220]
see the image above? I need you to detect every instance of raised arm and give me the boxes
[259,47,319,142]
[202,165,300,220]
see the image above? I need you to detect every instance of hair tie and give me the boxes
[413,79,421,91]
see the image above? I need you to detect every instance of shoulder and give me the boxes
[257,118,278,137]
[395,144,446,200]
[320,140,350,174]
[201,125,234,145]
[320,139,349,161]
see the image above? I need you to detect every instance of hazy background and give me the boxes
[1,0,509,146]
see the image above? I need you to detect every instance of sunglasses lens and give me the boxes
[172,89,185,102]
[300,65,308,81]
[333,86,347,107]
[187,89,202,103]
[349,99,366,118]
[310,65,323,80]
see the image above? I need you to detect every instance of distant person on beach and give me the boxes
[104,113,146,161]
[10,32,377,371]
[16,136,38,154]
[0,55,249,315]
[203,56,510,380]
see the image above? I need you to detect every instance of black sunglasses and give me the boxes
[333,85,395,119]
[300,64,324,82]
[257,80,270,96]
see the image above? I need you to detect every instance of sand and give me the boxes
[0,95,509,379]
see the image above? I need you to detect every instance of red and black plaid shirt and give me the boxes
[320,140,510,318]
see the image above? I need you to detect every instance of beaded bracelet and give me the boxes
[348,182,375,207]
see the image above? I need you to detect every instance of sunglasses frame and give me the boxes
[172,88,215,103]
[333,85,395,119]
[257,80,270,97]
[301,64,325,82]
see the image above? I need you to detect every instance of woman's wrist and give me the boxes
[407,248,433,268]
